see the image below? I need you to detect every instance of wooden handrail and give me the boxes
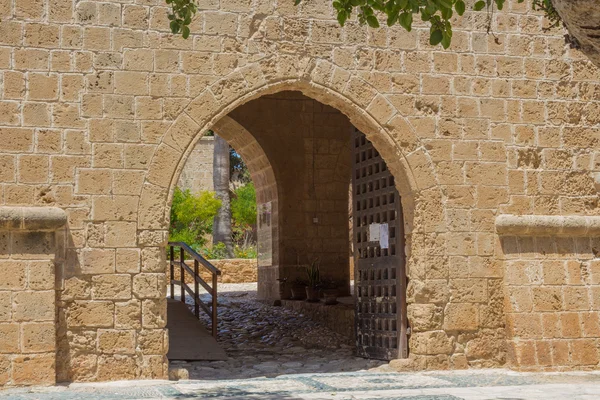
[168,242,220,338]
[169,241,222,275]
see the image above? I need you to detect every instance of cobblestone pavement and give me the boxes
[2,370,600,399]
[175,282,386,380]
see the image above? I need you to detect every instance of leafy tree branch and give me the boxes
[166,0,560,48]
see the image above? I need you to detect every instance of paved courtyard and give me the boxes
[1,370,600,399]
[174,282,384,380]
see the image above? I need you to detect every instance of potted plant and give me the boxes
[305,259,321,302]
[290,277,307,300]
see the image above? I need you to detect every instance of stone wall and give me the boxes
[176,136,214,194]
[175,258,258,284]
[211,259,257,283]
[0,0,598,386]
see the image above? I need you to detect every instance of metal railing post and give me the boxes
[169,245,175,300]
[212,273,218,338]
[194,259,200,319]
[179,246,185,302]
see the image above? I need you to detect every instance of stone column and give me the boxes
[0,207,67,386]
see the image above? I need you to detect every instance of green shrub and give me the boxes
[201,242,229,260]
[233,245,257,259]
[169,188,221,252]
[231,183,257,227]
[231,182,257,250]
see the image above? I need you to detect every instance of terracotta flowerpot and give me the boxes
[305,287,320,302]
[290,285,306,300]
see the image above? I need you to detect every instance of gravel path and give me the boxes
[171,282,387,380]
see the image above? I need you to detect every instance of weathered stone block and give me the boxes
[444,303,479,331]
[13,353,55,385]
[0,323,19,353]
[91,275,131,300]
[97,355,138,381]
[98,329,135,355]
[142,299,166,329]
[21,323,55,353]
[132,273,165,299]
[114,300,141,330]
[67,301,114,328]
[13,291,54,322]
[27,261,54,291]
[0,261,26,290]
[0,292,10,322]
[81,249,115,275]
[116,249,140,274]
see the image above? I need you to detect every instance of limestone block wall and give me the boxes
[176,136,214,194]
[175,258,258,284]
[0,0,598,386]
[210,258,257,283]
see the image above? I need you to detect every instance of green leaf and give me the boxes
[473,0,486,10]
[182,25,190,39]
[495,0,505,10]
[386,12,398,26]
[441,32,451,48]
[337,10,348,26]
[398,0,408,7]
[441,6,452,19]
[438,0,452,9]
[366,15,379,28]
[399,12,412,31]
[170,20,180,34]
[455,0,465,15]
[429,29,443,45]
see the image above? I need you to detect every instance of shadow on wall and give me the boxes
[57,229,86,383]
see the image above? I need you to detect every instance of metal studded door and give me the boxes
[352,128,408,360]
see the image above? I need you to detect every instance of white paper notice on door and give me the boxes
[379,223,389,249]
[369,223,389,248]
[369,223,380,242]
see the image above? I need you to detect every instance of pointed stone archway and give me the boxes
[135,56,455,376]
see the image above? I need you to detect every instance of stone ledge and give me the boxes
[0,207,67,231]
[496,214,600,237]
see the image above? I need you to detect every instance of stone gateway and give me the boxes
[0,0,599,387]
